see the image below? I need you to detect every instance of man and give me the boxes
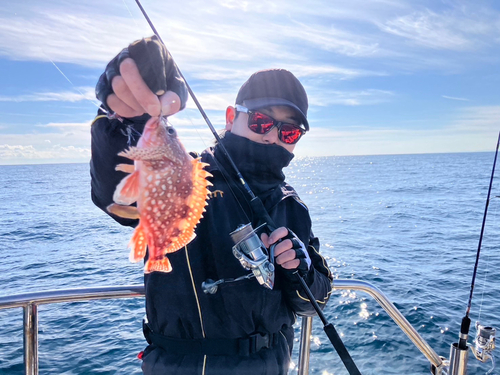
[91,36,332,375]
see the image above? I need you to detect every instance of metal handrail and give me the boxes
[296,279,445,375]
[332,280,444,371]
[0,280,446,375]
[0,285,145,309]
[0,285,145,375]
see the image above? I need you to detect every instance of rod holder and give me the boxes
[449,342,469,375]
[297,316,313,375]
[23,303,38,375]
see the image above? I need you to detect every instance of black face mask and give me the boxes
[216,132,294,198]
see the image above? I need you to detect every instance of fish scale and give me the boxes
[107,116,212,273]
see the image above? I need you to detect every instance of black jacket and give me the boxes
[90,113,333,375]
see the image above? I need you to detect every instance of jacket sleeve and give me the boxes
[90,110,149,227]
[281,232,333,316]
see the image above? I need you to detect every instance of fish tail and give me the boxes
[144,257,172,273]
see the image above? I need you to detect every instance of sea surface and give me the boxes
[0,152,499,375]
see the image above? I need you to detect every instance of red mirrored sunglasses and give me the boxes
[235,105,306,145]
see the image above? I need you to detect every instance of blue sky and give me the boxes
[0,0,499,164]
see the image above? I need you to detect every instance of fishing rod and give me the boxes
[133,0,255,201]
[132,1,362,374]
[450,131,500,374]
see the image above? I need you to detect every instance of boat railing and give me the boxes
[0,285,145,375]
[0,280,446,375]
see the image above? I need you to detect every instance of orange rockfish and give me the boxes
[107,116,211,273]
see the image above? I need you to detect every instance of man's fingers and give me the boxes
[281,260,300,270]
[111,76,144,114]
[276,249,296,265]
[120,58,161,117]
[160,91,182,116]
[260,232,270,248]
[273,239,293,257]
[107,94,143,118]
[267,227,289,245]
[277,249,300,269]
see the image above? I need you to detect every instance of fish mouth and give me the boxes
[159,116,169,127]
[145,116,161,129]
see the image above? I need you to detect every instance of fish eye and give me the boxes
[167,127,176,136]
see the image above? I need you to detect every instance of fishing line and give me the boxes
[16,17,104,116]
[169,110,254,225]
[14,11,103,112]
[122,0,142,28]
[47,60,102,110]
[456,131,500,351]
[477,182,500,323]
[126,0,255,227]
[189,120,253,224]
[130,3,362,374]
[465,133,499,318]
[133,0,256,201]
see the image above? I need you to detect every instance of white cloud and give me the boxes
[308,89,394,106]
[0,0,495,105]
[0,114,222,164]
[295,125,494,158]
[379,10,472,51]
[378,6,500,51]
[0,144,90,164]
[39,121,93,129]
[1,0,499,164]
[294,104,500,157]
[442,96,469,102]
[0,2,298,68]
[282,65,387,80]
[217,0,252,11]
[0,120,92,157]
[0,87,96,103]
[170,113,226,129]
[450,106,500,134]
[184,93,234,111]
[281,22,381,58]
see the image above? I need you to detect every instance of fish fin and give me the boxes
[129,223,148,262]
[113,170,140,205]
[144,257,172,273]
[185,157,212,220]
[120,145,172,162]
[107,204,140,219]
[118,146,141,160]
[163,232,196,254]
[116,163,135,174]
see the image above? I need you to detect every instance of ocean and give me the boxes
[0,152,499,374]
